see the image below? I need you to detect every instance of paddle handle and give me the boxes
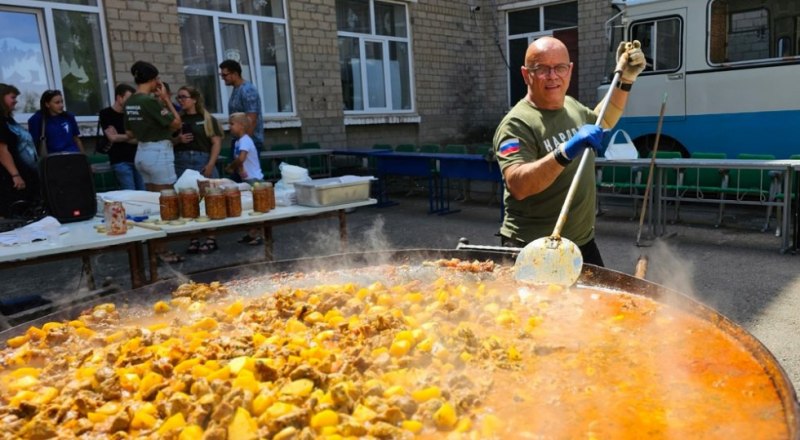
[635,93,668,245]
[551,72,621,238]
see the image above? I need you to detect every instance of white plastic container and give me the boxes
[294,176,374,207]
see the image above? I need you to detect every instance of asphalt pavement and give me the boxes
[2,189,799,397]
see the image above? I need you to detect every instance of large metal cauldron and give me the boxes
[1,248,798,438]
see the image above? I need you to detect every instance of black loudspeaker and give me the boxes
[39,153,97,223]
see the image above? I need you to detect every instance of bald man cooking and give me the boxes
[493,36,645,266]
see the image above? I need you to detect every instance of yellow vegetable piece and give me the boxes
[26,326,46,340]
[228,407,258,440]
[228,356,255,374]
[207,366,231,381]
[87,412,108,423]
[310,409,340,429]
[34,387,59,405]
[433,402,458,431]
[411,386,441,403]
[401,419,424,434]
[383,385,406,398]
[6,335,29,348]
[304,311,324,324]
[233,370,260,394]
[178,425,204,440]
[41,322,64,332]
[192,316,217,330]
[224,300,244,317]
[157,412,187,435]
[74,327,96,339]
[9,375,39,391]
[95,401,123,415]
[280,378,314,397]
[390,339,412,357]
[174,358,201,374]
[252,332,267,347]
[264,402,299,419]
[251,393,273,417]
[130,409,157,429]
[153,300,171,313]
[508,345,522,362]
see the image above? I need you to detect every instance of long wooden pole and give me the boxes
[636,93,668,246]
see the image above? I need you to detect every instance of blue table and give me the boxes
[333,150,503,216]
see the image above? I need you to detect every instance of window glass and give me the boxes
[375,1,407,37]
[53,10,110,116]
[0,10,48,113]
[631,17,681,72]
[336,0,413,113]
[179,14,220,113]
[177,0,230,12]
[544,2,577,30]
[389,41,411,110]
[237,0,283,18]
[179,1,294,116]
[365,41,386,108]
[508,38,529,102]
[509,8,539,36]
[338,37,362,110]
[49,0,97,5]
[710,0,800,63]
[257,22,292,112]
[0,6,110,117]
[337,0,370,33]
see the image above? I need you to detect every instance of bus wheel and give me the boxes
[633,135,688,158]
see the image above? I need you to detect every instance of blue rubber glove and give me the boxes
[560,124,604,160]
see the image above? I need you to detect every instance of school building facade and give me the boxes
[0,0,617,149]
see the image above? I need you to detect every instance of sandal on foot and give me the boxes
[245,236,264,246]
[186,238,201,254]
[199,238,218,253]
[158,251,185,264]
[237,234,254,244]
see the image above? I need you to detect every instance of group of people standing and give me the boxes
[0,58,265,256]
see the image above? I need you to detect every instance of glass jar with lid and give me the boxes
[252,181,275,213]
[179,188,200,219]
[205,188,227,220]
[159,189,180,221]
[224,186,242,217]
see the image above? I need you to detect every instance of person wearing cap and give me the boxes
[493,37,645,266]
[124,61,182,192]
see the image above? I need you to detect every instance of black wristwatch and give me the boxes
[616,81,633,92]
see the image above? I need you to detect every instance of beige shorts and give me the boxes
[134,140,176,185]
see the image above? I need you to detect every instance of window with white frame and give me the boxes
[0,1,111,119]
[506,2,577,105]
[177,0,294,116]
[336,0,413,113]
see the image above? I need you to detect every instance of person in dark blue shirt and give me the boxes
[27,89,84,155]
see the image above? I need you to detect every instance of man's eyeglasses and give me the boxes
[219,72,231,78]
[176,95,191,100]
[526,63,570,79]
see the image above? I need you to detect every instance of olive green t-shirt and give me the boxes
[124,93,175,142]
[493,96,598,246]
[174,113,223,154]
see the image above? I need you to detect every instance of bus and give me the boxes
[599,0,800,158]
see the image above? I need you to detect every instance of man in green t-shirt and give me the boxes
[493,36,644,266]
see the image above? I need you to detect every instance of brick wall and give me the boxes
[97,0,614,150]
[103,0,185,87]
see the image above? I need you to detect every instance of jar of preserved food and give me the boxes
[179,188,200,219]
[104,201,128,235]
[205,188,227,220]
[252,182,275,213]
[159,189,180,221]
[225,186,242,217]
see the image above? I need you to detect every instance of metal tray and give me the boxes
[294,176,373,207]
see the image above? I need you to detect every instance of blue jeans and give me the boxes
[112,162,145,190]
[174,150,219,179]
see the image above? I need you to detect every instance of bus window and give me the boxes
[709,0,800,63]
[630,17,681,73]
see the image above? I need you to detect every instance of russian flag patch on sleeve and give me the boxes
[498,138,520,157]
